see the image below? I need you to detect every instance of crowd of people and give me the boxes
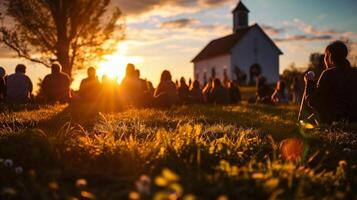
[0,40,356,125]
[0,63,242,109]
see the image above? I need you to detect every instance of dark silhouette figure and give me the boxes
[291,77,302,104]
[256,76,273,104]
[136,69,149,93]
[304,41,357,124]
[154,70,179,107]
[79,67,101,102]
[120,64,142,105]
[178,77,190,104]
[5,64,33,104]
[42,63,71,103]
[189,80,203,104]
[0,67,6,101]
[271,80,288,104]
[227,81,241,104]
[202,80,213,103]
[211,78,229,105]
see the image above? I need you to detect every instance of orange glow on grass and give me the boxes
[97,43,143,83]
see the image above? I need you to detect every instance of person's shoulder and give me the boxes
[59,72,69,77]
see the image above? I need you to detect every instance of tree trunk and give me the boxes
[54,0,72,77]
[57,42,71,77]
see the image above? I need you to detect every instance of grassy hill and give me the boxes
[0,103,356,199]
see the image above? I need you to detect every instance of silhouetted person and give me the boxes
[136,69,148,93]
[271,80,288,104]
[304,41,357,124]
[291,77,302,104]
[154,70,179,107]
[0,67,6,101]
[202,80,213,103]
[210,78,229,105]
[79,67,101,102]
[42,63,71,103]
[188,78,192,88]
[120,64,142,105]
[178,77,190,104]
[256,76,273,104]
[189,80,203,104]
[227,81,241,104]
[146,81,155,96]
[6,64,33,104]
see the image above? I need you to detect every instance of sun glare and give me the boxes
[97,43,143,83]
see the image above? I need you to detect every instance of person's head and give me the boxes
[0,66,6,78]
[325,41,349,69]
[191,80,200,90]
[126,63,136,77]
[213,78,222,88]
[160,70,172,82]
[135,69,141,78]
[51,63,62,74]
[180,77,186,86]
[276,80,286,92]
[87,67,96,78]
[15,64,26,74]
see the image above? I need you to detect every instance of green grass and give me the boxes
[0,103,356,200]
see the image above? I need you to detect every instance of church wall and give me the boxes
[231,26,280,84]
[193,54,232,85]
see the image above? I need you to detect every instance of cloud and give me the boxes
[275,19,357,43]
[160,18,199,28]
[261,25,284,36]
[274,34,333,42]
[113,0,232,16]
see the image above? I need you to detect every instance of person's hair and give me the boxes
[135,69,140,78]
[160,70,172,82]
[15,64,26,73]
[180,77,187,87]
[325,41,351,70]
[126,63,136,77]
[213,78,222,88]
[87,67,96,77]
[0,66,5,77]
[51,63,62,74]
[190,80,200,90]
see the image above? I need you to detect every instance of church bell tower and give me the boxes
[232,1,250,33]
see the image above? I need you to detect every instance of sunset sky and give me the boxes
[1,0,357,91]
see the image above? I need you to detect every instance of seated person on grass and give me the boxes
[302,41,357,124]
[5,64,33,104]
[42,63,71,104]
[79,67,101,103]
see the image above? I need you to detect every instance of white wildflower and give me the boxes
[4,159,13,168]
[15,166,23,174]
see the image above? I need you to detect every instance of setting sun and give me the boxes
[97,43,143,83]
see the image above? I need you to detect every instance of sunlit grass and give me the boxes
[0,103,356,199]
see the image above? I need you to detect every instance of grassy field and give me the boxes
[0,101,356,199]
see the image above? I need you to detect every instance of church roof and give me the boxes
[232,1,250,13]
[191,24,283,63]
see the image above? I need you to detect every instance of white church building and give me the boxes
[192,1,283,85]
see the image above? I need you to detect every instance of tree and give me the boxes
[307,53,325,78]
[0,0,125,77]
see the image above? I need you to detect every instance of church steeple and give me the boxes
[232,1,249,33]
